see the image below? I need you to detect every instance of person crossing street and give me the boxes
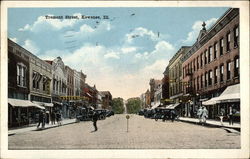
[92,110,99,131]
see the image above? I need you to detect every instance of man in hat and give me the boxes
[92,110,99,131]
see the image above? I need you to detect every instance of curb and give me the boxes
[179,119,241,132]
[8,120,77,136]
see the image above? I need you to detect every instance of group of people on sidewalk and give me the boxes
[37,110,62,129]
[196,105,236,126]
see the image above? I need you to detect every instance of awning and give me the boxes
[203,84,240,105]
[215,84,240,103]
[8,98,45,109]
[32,101,54,107]
[203,97,219,105]
[44,103,54,107]
[151,102,161,109]
[166,103,180,109]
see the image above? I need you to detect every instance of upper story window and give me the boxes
[226,32,231,52]
[208,46,212,63]
[200,53,203,67]
[220,38,224,56]
[196,56,199,70]
[205,72,208,87]
[234,26,239,48]
[208,70,212,86]
[200,74,203,88]
[214,67,218,84]
[227,61,231,80]
[17,63,27,87]
[214,42,218,59]
[220,64,224,82]
[204,50,208,65]
[193,59,196,71]
[234,56,239,77]
[197,76,199,90]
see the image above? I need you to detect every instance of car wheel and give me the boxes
[155,118,158,121]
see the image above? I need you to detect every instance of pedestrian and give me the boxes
[92,110,98,131]
[51,111,56,125]
[197,106,203,123]
[170,110,176,122]
[37,110,44,129]
[201,106,208,125]
[42,110,46,128]
[228,106,234,125]
[56,111,62,126]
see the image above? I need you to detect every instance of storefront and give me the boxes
[203,84,240,121]
[8,98,45,127]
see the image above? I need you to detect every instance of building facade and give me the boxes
[99,91,112,110]
[181,8,239,118]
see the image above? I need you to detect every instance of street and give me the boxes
[8,114,240,149]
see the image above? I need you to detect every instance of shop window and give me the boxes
[220,38,224,56]
[234,56,239,77]
[220,64,224,82]
[214,42,218,59]
[226,32,231,52]
[234,26,239,48]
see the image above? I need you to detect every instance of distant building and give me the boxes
[99,91,112,110]
[149,79,162,108]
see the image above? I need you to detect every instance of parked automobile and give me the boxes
[106,110,114,117]
[138,110,144,116]
[95,109,107,120]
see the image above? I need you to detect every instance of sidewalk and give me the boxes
[179,117,240,131]
[8,118,77,136]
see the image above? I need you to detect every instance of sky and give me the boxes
[8,7,229,99]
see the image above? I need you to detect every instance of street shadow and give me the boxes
[90,130,97,133]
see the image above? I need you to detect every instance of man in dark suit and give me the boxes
[92,110,99,131]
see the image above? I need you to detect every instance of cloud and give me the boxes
[22,39,40,55]
[121,47,137,54]
[10,37,18,43]
[125,27,164,44]
[18,13,82,32]
[182,18,218,44]
[63,21,113,39]
[104,51,120,59]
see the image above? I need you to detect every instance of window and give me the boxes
[220,38,224,56]
[32,72,41,89]
[214,67,218,84]
[208,46,212,63]
[196,56,199,69]
[214,42,218,59]
[205,72,208,87]
[193,59,196,71]
[197,76,199,90]
[205,50,208,64]
[227,61,231,80]
[17,64,27,87]
[234,56,239,77]
[194,78,196,91]
[220,64,224,82]
[208,70,212,86]
[234,26,239,48]
[226,32,231,52]
[200,53,203,67]
[200,74,203,88]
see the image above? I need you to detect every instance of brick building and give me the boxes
[181,8,239,118]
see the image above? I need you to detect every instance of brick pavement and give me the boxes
[8,114,240,149]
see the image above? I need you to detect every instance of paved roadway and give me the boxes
[8,114,240,149]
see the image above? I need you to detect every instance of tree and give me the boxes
[111,97,125,114]
[126,97,141,114]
